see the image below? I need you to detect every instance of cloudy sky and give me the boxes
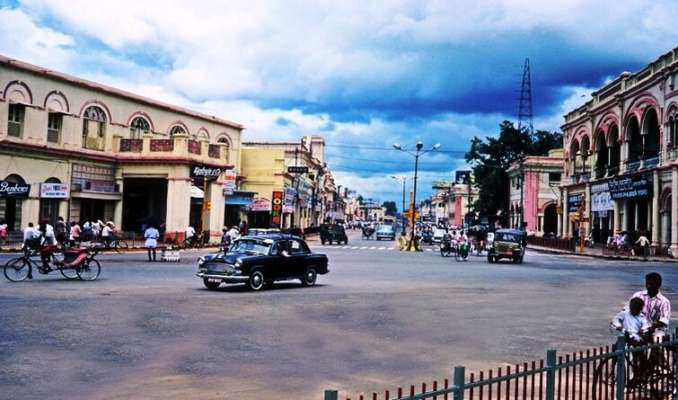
[1,0,677,206]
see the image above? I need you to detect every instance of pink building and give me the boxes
[507,149,564,235]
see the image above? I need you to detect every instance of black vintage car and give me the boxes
[319,224,348,245]
[196,234,329,291]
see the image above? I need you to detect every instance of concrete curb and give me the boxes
[527,245,678,263]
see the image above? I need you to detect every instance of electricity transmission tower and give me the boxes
[517,58,534,135]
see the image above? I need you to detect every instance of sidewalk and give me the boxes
[528,244,678,263]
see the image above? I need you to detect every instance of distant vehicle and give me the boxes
[320,224,348,245]
[487,229,525,264]
[248,228,281,236]
[382,216,396,225]
[432,228,447,244]
[375,224,396,241]
[196,234,329,291]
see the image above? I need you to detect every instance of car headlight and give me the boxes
[198,256,205,266]
[234,260,242,268]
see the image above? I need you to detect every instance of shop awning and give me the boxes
[225,191,255,206]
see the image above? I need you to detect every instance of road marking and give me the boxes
[378,247,385,250]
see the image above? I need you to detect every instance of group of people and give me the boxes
[606,231,652,256]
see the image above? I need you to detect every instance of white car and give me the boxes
[432,228,447,244]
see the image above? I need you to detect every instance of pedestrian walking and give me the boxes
[144,224,160,261]
[0,219,8,246]
[633,232,650,257]
[69,221,81,247]
[55,216,68,245]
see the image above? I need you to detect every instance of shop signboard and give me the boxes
[191,164,224,180]
[40,183,70,198]
[591,182,613,212]
[287,166,308,174]
[248,198,271,212]
[567,193,584,213]
[271,191,284,226]
[223,170,237,195]
[608,174,652,200]
[283,187,296,213]
[0,180,30,198]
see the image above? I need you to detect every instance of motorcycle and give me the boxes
[456,242,470,261]
[440,239,453,257]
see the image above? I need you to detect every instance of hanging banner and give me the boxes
[608,174,652,200]
[223,170,237,195]
[271,191,284,226]
[40,183,70,198]
[283,187,296,213]
[0,181,30,198]
[591,191,613,212]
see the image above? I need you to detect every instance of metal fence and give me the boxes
[325,329,678,400]
[527,237,576,251]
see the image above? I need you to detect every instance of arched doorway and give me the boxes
[594,130,607,178]
[642,108,660,160]
[39,177,62,226]
[608,126,621,174]
[626,116,642,167]
[1,174,27,231]
[543,203,558,236]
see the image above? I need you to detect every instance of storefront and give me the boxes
[567,193,584,238]
[224,190,254,227]
[0,176,30,231]
[189,164,225,231]
[247,197,271,228]
[39,181,69,226]
[70,163,120,224]
[609,173,653,238]
[591,182,613,243]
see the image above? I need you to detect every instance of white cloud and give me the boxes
[0,8,73,71]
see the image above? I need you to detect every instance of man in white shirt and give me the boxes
[185,226,196,245]
[630,272,671,340]
[611,297,650,344]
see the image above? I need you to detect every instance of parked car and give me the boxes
[320,224,348,245]
[196,234,329,291]
[487,229,525,264]
[432,228,447,244]
[375,224,396,241]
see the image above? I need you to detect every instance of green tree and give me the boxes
[382,201,397,216]
[465,121,562,220]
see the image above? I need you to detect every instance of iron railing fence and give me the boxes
[325,329,678,400]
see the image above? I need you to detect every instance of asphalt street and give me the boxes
[1,230,676,400]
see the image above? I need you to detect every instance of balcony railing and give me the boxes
[644,156,660,169]
[119,138,143,153]
[188,140,201,155]
[150,139,174,152]
[83,136,105,151]
[208,144,220,159]
[593,165,606,179]
[626,160,641,172]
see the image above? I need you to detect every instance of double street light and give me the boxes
[393,141,441,251]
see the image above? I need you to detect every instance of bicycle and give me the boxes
[103,236,130,253]
[592,332,675,400]
[3,245,102,282]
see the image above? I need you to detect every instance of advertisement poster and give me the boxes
[223,170,237,195]
[40,183,70,198]
[271,191,283,226]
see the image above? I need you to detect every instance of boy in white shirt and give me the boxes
[611,297,650,344]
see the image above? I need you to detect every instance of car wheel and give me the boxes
[248,271,265,291]
[203,278,221,290]
[301,267,317,286]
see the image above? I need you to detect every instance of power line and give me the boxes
[325,143,468,154]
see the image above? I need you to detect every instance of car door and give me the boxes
[270,240,292,279]
[287,239,310,277]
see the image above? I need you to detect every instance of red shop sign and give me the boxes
[271,191,284,226]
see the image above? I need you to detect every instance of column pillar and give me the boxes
[562,187,570,238]
[622,200,629,231]
[671,168,678,257]
[208,179,225,242]
[634,201,639,231]
[613,200,620,234]
[113,178,124,229]
[585,183,592,237]
[165,176,191,241]
[651,170,660,246]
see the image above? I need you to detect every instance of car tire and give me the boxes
[203,278,221,290]
[248,270,265,291]
[301,267,317,286]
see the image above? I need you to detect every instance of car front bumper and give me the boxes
[196,272,249,283]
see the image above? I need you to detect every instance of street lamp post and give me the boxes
[390,175,410,230]
[393,141,441,251]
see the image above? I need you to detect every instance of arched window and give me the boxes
[641,108,660,159]
[169,125,186,136]
[129,117,150,139]
[82,105,107,146]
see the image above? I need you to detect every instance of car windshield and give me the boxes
[433,229,446,236]
[377,225,392,232]
[230,239,271,255]
[495,232,521,243]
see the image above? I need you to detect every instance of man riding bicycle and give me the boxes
[630,272,671,342]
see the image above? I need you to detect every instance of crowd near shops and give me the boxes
[0,54,366,249]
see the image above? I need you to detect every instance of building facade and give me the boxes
[559,47,678,257]
[507,149,564,235]
[0,55,243,241]
[241,136,333,229]
[428,181,479,227]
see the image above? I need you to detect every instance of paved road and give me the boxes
[0,231,676,400]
